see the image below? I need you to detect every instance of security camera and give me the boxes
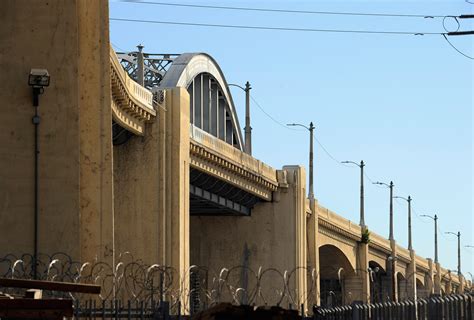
[28,68,50,106]
[28,69,50,88]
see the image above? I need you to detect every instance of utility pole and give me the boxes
[341,160,365,228]
[360,161,365,228]
[389,181,394,241]
[228,82,253,155]
[446,231,461,276]
[374,181,394,240]
[287,122,315,200]
[309,122,315,200]
[394,195,413,250]
[244,81,252,155]
[137,44,145,86]
[422,214,439,263]
[435,215,438,264]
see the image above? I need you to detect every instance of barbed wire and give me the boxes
[0,253,322,312]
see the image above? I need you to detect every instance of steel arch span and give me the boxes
[158,53,244,151]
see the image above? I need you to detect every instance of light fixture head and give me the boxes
[28,69,50,88]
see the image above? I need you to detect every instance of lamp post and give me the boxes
[445,231,461,276]
[136,44,145,86]
[373,181,395,241]
[228,82,252,155]
[341,160,365,228]
[393,196,413,251]
[28,69,50,280]
[421,214,439,264]
[287,122,315,200]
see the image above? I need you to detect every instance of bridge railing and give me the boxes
[190,125,278,184]
[368,232,392,253]
[415,254,431,273]
[110,47,154,111]
[396,244,411,263]
[318,206,361,237]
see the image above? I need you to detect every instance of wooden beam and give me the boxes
[0,278,100,294]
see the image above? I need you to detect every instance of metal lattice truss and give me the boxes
[116,51,178,90]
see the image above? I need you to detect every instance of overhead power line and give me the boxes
[110,18,442,35]
[442,34,474,59]
[116,0,447,19]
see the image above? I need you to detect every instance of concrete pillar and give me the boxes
[0,0,113,263]
[459,275,465,293]
[434,262,442,295]
[159,87,190,310]
[307,198,320,306]
[357,243,371,303]
[77,0,114,264]
[390,239,398,302]
[427,259,434,294]
[407,250,417,300]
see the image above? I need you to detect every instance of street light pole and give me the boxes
[394,196,413,250]
[228,82,252,155]
[244,81,252,155]
[287,122,315,200]
[421,214,439,264]
[341,160,365,228]
[137,44,145,86]
[446,231,461,276]
[374,181,395,240]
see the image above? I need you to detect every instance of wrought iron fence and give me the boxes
[313,294,474,320]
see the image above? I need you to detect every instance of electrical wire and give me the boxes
[251,93,385,183]
[115,0,446,19]
[248,94,300,131]
[250,93,348,166]
[110,18,442,35]
[111,42,128,52]
[442,34,474,59]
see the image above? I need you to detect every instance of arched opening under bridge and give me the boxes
[319,245,356,307]
[369,261,389,303]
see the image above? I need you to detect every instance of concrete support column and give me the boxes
[284,166,308,309]
[390,239,398,302]
[0,0,114,263]
[459,275,465,293]
[77,0,115,265]
[407,250,417,300]
[357,243,370,303]
[434,262,442,295]
[159,87,190,312]
[307,198,320,307]
[426,259,434,294]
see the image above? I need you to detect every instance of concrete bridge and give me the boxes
[0,1,468,313]
[108,45,467,306]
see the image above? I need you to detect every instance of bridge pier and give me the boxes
[406,250,417,300]
[189,166,308,308]
[307,198,320,307]
[0,0,115,264]
[434,262,442,295]
[358,242,371,303]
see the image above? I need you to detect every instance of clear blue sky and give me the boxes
[109,0,473,276]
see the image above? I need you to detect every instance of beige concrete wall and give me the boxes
[190,166,307,306]
[114,87,190,306]
[113,124,161,263]
[0,0,113,263]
